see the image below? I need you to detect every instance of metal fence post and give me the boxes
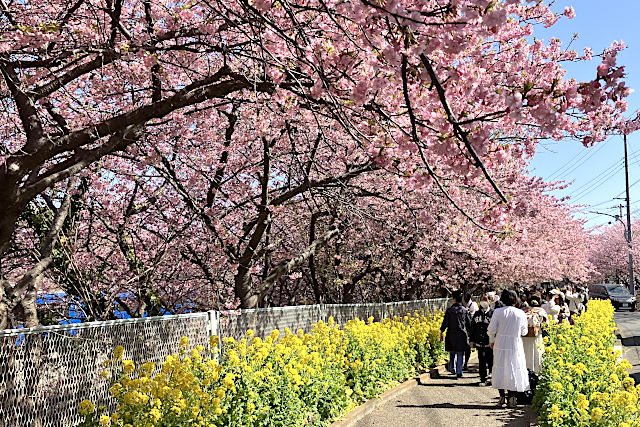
[207,310,221,361]
[320,303,327,323]
[207,310,220,338]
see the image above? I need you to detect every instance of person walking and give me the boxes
[565,286,586,317]
[488,289,530,408]
[440,290,472,378]
[542,291,559,322]
[463,291,478,370]
[470,294,494,386]
[554,292,570,323]
[522,295,548,374]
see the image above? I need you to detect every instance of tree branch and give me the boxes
[420,53,508,203]
[259,224,340,301]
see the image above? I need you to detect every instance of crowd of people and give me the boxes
[439,284,589,408]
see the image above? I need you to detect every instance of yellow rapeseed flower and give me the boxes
[122,360,135,375]
[78,399,95,416]
[113,346,124,360]
[149,408,162,421]
[98,414,110,426]
[548,405,564,421]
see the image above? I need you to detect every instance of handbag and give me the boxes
[525,310,541,337]
[525,324,540,337]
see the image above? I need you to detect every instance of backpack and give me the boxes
[517,369,539,405]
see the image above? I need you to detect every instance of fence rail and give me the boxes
[0,298,449,427]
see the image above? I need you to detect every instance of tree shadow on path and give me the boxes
[617,334,640,385]
[395,402,534,426]
[397,403,507,411]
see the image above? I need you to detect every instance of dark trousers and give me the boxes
[477,346,493,382]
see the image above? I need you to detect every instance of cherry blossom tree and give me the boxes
[589,221,640,285]
[0,0,632,327]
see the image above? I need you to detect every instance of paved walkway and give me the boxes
[354,354,537,427]
[614,312,640,384]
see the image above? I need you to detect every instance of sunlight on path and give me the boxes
[354,356,536,427]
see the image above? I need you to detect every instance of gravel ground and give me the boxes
[354,356,537,427]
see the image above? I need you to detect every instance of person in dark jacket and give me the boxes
[470,294,494,386]
[440,290,472,378]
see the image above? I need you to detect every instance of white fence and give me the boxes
[0,298,449,427]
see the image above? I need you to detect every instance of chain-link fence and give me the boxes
[0,313,213,427]
[0,298,449,427]
[219,304,325,341]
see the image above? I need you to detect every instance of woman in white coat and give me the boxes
[488,289,530,408]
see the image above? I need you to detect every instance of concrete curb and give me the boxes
[330,365,448,427]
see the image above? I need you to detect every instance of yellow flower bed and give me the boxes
[79,311,446,427]
[534,299,640,426]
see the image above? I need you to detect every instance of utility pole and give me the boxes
[624,133,635,295]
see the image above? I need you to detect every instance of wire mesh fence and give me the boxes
[0,298,449,427]
[219,304,325,341]
[324,302,388,325]
[0,313,212,427]
[386,298,450,318]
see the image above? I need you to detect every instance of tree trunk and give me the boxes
[17,285,40,328]
[0,188,72,329]
[343,281,356,304]
[0,205,21,259]
[309,211,330,304]
[259,226,340,303]
[0,279,11,330]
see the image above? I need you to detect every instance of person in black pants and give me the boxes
[462,292,478,370]
[470,294,494,386]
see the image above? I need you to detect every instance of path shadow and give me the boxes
[616,334,640,385]
[396,390,537,425]
[500,406,537,426]
[499,412,536,427]
[418,377,495,388]
[618,335,640,347]
[418,375,480,387]
[397,403,507,411]
[416,381,459,388]
[396,402,534,425]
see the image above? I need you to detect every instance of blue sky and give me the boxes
[527,1,640,229]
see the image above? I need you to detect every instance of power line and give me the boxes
[550,136,614,181]
[547,139,610,180]
[567,159,623,200]
[546,147,591,180]
[571,172,621,202]
[588,198,618,209]
[585,177,640,214]
[574,163,640,210]
[568,150,640,201]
